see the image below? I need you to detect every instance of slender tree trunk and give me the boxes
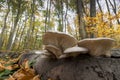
[6,0,22,50]
[96,0,104,23]
[18,26,26,50]
[90,0,96,17]
[12,20,23,50]
[17,25,26,50]
[90,0,96,38]
[25,0,35,49]
[48,0,51,30]
[105,0,112,27]
[76,0,87,39]
[33,30,38,49]
[108,0,120,24]
[64,0,68,33]
[58,14,63,32]
[82,1,88,16]
[97,0,103,13]
[31,0,36,49]
[57,0,63,32]
[44,0,49,32]
[105,0,110,14]
[24,11,30,49]
[60,0,64,32]
[0,0,10,49]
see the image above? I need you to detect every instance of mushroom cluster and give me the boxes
[42,31,115,59]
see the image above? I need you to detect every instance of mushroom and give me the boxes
[44,45,62,58]
[42,32,77,52]
[78,38,115,57]
[42,31,77,58]
[59,46,88,59]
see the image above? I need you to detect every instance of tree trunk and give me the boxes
[97,0,103,13]
[6,0,22,50]
[90,0,96,38]
[96,0,103,22]
[44,0,49,32]
[108,0,120,24]
[25,0,35,49]
[64,0,68,33]
[105,0,112,27]
[0,0,10,49]
[48,0,51,30]
[76,0,87,39]
[57,0,64,32]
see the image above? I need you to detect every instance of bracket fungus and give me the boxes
[78,38,115,57]
[42,32,77,58]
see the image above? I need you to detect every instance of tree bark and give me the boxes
[76,0,87,39]
[97,0,103,13]
[34,55,120,80]
[19,49,120,80]
[44,0,49,32]
[108,0,120,24]
[0,0,10,49]
[64,0,68,33]
[6,0,22,50]
[90,0,96,17]
[90,0,96,38]
[25,0,35,49]
[105,0,112,27]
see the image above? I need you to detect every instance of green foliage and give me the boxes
[0,69,13,79]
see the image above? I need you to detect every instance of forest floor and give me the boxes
[0,50,40,80]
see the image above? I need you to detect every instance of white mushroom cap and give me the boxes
[59,46,88,59]
[64,46,88,54]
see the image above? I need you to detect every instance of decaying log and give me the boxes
[19,49,120,80]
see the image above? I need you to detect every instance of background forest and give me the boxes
[0,0,120,51]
